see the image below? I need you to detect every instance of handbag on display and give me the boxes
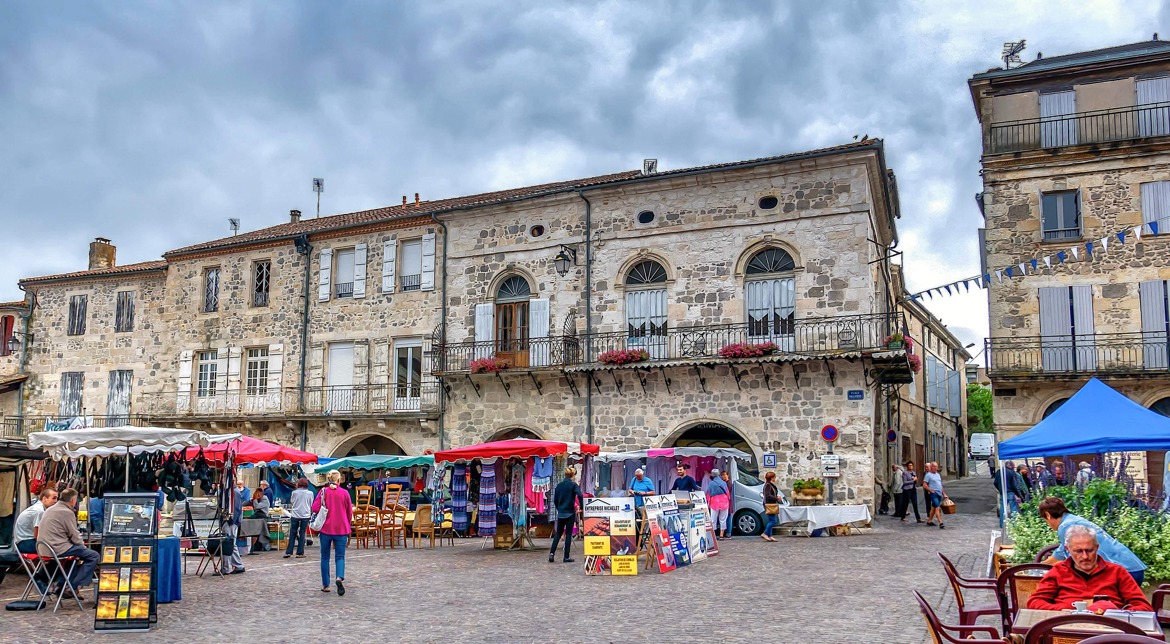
[180,500,202,550]
[309,490,329,532]
[764,503,780,515]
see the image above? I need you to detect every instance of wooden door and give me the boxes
[496,301,529,368]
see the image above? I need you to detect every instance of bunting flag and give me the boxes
[944,284,952,295]
[1057,251,1066,263]
[1070,246,1080,260]
[1151,221,1160,235]
[962,280,969,292]
[1030,259,1039,271]
[1099,236,1108,252]
[1044,256,1052,269]
[1019,262,1027,275]
[1134,225,1143,240]
[1085,241,1093,257]
[995,269,1003,282]
[1118,230,1126,244]
[1005,266,1014,278]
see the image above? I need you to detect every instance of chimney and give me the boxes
[88,238,115,271]
[414,193,420,206]
[289,209,302,224]
[402,196,407,206]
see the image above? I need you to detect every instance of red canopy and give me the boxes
[434,438,600,464]
[185,435,318,465]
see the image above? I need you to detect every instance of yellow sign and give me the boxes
[611,517,635,535]
[584,536,610,556]
[611,555,638,576]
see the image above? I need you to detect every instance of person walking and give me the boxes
[548,466,583,563]
[312,470,354,595]
[707,469,731,539]
[923,463,947,529]
[761,472,780,542]
[888,463,906,519]
[220,479,248,575]
[900,462,923,523]
[284,478,312,559]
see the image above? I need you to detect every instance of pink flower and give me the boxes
[599,348,651,365]
[907,353,922,373]
[470,356,509,374]
[718,341,779,359]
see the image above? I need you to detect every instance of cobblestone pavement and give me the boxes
[1,477,1000,643]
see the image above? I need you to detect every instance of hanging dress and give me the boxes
[509,461,527,528]
[477,465,496,536]
[451,463,468,532]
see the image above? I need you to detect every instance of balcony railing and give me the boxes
[986,332,1170,377]
[989,101,1170,154]
[142,384,439,418]
[1,414,148,437]
[400,274,421,291]
[335,282,354,299]
[431,313,900,374]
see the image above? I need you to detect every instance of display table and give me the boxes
[774,505,872,532]
[156,537,181,604]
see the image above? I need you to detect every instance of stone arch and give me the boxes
[1036,395,1074,423]
[613,249,676,292]
[487,268,538,301]
[487,425,545,442]
[733,237,803,280]
[660,418,760,475]
[328,431,409,458]
[1136,389,1170,409]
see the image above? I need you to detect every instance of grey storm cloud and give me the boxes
[1,0,1165,348]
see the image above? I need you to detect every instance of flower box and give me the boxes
[718,341,779,359]
[598,348,650,366]
[907,353,922,373]
[470,356,509,374]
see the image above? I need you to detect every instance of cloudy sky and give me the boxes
[2,1,1165,350]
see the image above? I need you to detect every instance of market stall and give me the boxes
[433,439,600,550]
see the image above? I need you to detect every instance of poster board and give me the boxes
[582,497,637,576]
[689,491,716,558]
[95,493,159,633]
[644,494,688,571]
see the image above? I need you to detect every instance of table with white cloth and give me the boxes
[774,505,872,533]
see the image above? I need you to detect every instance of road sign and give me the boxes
[820,425,839,443]
[762,453,777,468]
[847,390,864,400]
[886,430,897,443]
[821,454,841,478]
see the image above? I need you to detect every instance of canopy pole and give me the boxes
[125,445,131,493]
[998,457,1008,530]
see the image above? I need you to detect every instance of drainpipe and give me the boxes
[576,191,594,445]
[15,286,35,434]
[430,213,449,450]
[295,234,313,451]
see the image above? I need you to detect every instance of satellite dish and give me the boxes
[1002,40,1027,69]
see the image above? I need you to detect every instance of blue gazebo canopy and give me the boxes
[998,378,1170,459]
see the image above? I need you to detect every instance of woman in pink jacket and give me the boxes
[312,470,354,595]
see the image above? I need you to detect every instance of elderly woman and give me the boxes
[246,487,272,553]
[706,469,732,539]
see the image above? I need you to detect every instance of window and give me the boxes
[333,249,356,298]
[1137,77,1170,137]
[637,211,655,224]
[196,350,218,397]
[1141,181,1170,234]
[59,372,83,417]
[399,240,422,291]
[252,260,271,307]
[1038,285,1095,371]
[1042,398,1069,419]
[758,196,779,209]
[395,340,423,410]
[0,315,13,356]
[67,294,87,335]
[1140,280,1170,368]
[495,275,532,367]
[745,248,796,348]
[1041,191,1080,241]
[625,260,668,359]
[245,347,269,396]
[107,370,132,425]
[529,225,545,238]
[203,268,220,313]
[114,291,135,332]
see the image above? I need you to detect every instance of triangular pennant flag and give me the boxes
[995,269,1003,282]
[1005,266,1014,278]
[1151,221,1160,236]
[1135,225,1143,240]
[1019,262,1027,275]
[1085,241,1093,257]
[1030,259,1038,271]
[963,280,969,292]
[1118,230,1126,244]
[1057,251,1066,263]
[1099,236,1108,251]
[983,273,991,288]
[926,290,933,300]
[944,284,952,295]
[1044,256,1052,269]
[1071,246,1080,260]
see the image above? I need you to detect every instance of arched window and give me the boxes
[494,276,532,367]
[624,260,668,359]
[1150,397,1170,417]
[744,247,796,348]
[1042,397,1069,419]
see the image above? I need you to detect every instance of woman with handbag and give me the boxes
[312,470,354,595]
[762,471,780,542]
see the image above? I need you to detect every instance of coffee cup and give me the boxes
[1072,600,1089,613]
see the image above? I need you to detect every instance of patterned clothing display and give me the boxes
[509,461,527,528]
[451,464,468,532]
[468,462,482,506]
[531,456,554,493]
[428,466,447,525]
[477,466,496,536]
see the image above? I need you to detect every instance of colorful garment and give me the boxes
[509,462,527,528]
[451,463,468,532]
[477,466,496,537]
[531,456,554,494]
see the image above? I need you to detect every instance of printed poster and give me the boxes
[646,494,689,568]
[687,509,708,563]
[690,491,718,557]
[582,496,636,576]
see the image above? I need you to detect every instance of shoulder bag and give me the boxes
[764,483,780,515]
[309,489,329,532]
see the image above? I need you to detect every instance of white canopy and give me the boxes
[593,447,753,463]
[27,426,239,460]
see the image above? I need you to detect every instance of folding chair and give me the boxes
[35,542,84,612]
[17,552,47,601]
[196,532,228,580]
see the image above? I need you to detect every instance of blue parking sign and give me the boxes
[762,453,777,468]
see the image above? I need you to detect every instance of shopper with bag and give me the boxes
[312,470,353,595]
[761,471,780,542]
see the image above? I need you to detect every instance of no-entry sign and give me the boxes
[886,430,897,443]
[820,425,839,443]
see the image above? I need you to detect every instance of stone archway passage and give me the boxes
[490,427,541,442]
[333,434,407,458]
[672,423,758,476]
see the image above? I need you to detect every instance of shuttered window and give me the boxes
[1038,285,1096,371]
[1040,90,1077,147]
[1137,76,1170,137]
[196,350,218,397]
[114,291,135,332]
[745,248,796,351]
[59,372,83,416]
[67,295,87,335]
[399,240,422,291]
[626,260,669,359]
[0,315,14,357]
[334,249,355,298]
[107,370,132,424]
[1041,191,1080,241]
[1141,181,1170,233]
[1140,280,1170,369]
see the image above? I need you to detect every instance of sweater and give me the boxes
[552,478,582,519]
[311,485,354,536]
[37,502,83,555]
[1027,558,1153,611]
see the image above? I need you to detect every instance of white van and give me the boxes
[970,432,996,460]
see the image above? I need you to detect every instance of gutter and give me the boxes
[430,213,450,450]
[294,234,313,451]
[576,191,594,445]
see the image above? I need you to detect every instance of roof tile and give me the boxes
[20,260,168,285]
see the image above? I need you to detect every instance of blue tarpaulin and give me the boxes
[998,378,1170,459]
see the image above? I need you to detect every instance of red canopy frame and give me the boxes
[185,435,317,465]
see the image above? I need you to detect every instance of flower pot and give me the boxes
[885,341,903,350]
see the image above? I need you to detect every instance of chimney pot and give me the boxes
[414,193,420,206]
[88,238,116,271]
[402,196,408,206]
[289,209,302,224]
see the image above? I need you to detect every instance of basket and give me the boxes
[941,498,957,515]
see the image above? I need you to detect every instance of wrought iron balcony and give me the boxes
[989,102,1170,154]
[140,383,439,418]
[431,312,902,375]
[302,383,439,415]
[985,332,1170,378]
[1,414,148,437]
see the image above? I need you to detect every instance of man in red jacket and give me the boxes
[1028,525,1153,612]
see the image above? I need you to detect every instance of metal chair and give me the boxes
[17,552,47,601]
[912,590,1005,643]
[938,552,1001,633]
[996,563,1052,636]
[1078,635,1165,644]
[35,542,83,612]
[1023,613,1144,644]
[1034,544,1058,563]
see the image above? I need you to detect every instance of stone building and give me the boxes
[972,39,1170,494]
[2,139,969,521]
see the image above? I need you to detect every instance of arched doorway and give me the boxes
[332,433,407,458]
[490,427,541,441]
[671,422,760,535]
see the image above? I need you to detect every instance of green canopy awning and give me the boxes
[315,454,434,472]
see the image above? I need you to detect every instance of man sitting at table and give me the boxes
[1027,524,1153,612]
[15,487,58,554]
[37,487,100,600]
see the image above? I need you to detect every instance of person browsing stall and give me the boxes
[628,468,656,507]
[548,466,583,564]
[670,465,700,493]
[923,463,947,530]
[1037,496,1148,584]
[1028,524,1153,611]
[37,487,100,600]
[259,480,275,507]
[707,469,731,539]
[15,487,58,555]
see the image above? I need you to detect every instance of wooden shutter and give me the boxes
[474,304,494,360]
[107,370,133,424]
[1138,77,1170,137]
[1140,280,1169,369]
[177,350,193,411]
[267,343,284,409]
[1071,285,1096,370]
[1038,286,1073,371]
[353,243,368,299]
[420,232,436,291]
[529,298,550,366]
[1040,91,1076,147]
[382,238,397,293]
[1141,181,1170,230]
[947,370,961,418]
[318,248,333,302]
[59,372,83,417]
[926,356,937,408]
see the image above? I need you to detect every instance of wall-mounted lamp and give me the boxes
[5,331,29,357]
[553,245,579,277]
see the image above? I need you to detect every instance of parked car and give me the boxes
[732,469,787,536]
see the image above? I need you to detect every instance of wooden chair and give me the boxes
[379,503,408,549]
[1034,544,1059,563]
[355,485,373,506]
[1022,613,1144,644]
[938,552,1001,633]
[352,505,381,549]
[996,563,1053,636]
[912,590,1005,643]
[413,503,436,548]
[1152,584,1170,627]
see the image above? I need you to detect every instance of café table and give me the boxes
[1011,608,1165,640]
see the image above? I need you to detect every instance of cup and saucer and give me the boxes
[1070,600,1091,614]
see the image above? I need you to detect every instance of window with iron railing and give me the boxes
[203,268,221,312]
[399,239,422,291]
[252,260,271,307]
[334,248,355,299]
[1041,191,1081,241]
[399,274,421,291]
[335,282,354,298]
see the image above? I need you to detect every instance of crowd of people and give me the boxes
[882,461,949,529]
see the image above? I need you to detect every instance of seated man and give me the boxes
[15,487,58,554]
[1027,524,1153,612]
[37,487,100,600]
[1038,496,1147,584]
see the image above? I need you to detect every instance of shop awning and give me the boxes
[314,453,434,472]
[435,438,600,464]
[27,426,235,460]
[595,446,753,462]
[186,435,318,465]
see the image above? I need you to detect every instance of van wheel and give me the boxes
[734,510,762,536]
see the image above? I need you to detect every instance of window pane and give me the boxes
[1041,193,1058,232]
[204,269,220,312]
[246,347,269,395]
[1061,192,1079,230]
[197,350,218,396]
[401,241,422,275]
[253,261,271,307]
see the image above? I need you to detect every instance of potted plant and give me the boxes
[470,356,509,374]
[792,478,825,497]
[598,348,651,366]
[907,353,922,373]
[884,332,905,350]
[718,341,779,359]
